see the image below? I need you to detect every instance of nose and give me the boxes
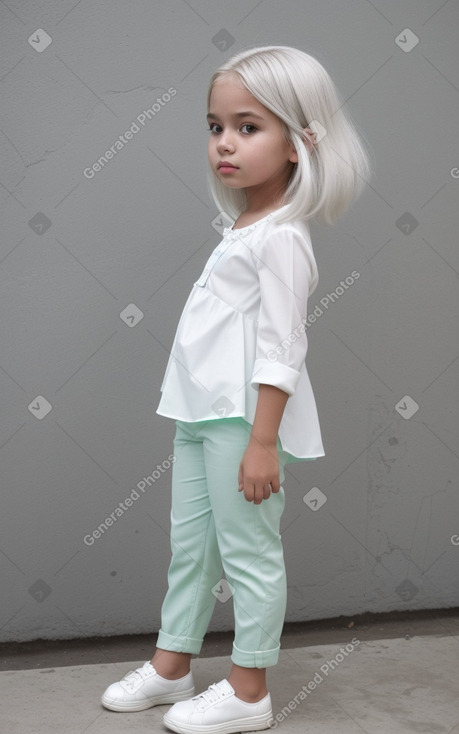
[216,129,235,153]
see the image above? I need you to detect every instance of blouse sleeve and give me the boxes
[251,224,318,396]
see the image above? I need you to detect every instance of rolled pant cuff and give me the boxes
[156,629,202,656]
[231,642,280,668]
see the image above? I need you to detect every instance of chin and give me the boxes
[221,181,243,189]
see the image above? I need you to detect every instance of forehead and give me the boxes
[208,74,266,116]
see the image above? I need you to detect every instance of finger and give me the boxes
[271,477,281,493]
[244,484,255,503]
[253,484,264,505]
[238,464,243,491]
[263,484,272,500]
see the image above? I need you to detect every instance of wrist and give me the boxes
[248,432,278,449]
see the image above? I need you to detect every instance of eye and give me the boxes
[207,123,258,134]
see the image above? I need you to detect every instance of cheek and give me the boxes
[248,134,279,160]
[244,139,269,162]
[247,148,275,172]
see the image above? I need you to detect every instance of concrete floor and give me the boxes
[2,611,459,733]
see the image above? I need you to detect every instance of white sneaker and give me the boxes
[163,678,273,733]
[101,661,195,712]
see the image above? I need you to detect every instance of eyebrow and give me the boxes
[206,111,265,121]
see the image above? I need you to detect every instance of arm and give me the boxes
[238,225,317,503]
[238,383,289,504]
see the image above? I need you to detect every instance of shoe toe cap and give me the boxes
[102,681,130,704]
[165,699,197,725]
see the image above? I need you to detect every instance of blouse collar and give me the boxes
[223,204,290,238]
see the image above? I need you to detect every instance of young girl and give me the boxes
[101,45,370,733]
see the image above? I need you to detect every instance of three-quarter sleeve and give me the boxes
[251,225,318,396]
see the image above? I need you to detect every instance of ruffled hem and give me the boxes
[156,286,325,460]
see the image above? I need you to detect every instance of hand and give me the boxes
[238,438,280,504]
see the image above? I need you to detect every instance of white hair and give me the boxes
[206,45,372,226]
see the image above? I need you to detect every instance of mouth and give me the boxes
[218,162,238,171]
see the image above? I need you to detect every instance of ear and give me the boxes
[288,146,299,164]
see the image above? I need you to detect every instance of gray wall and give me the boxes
[1,0,458,643]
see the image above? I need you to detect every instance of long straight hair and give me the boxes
[206,45,372,226]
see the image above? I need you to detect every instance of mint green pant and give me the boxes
[156,417,290,668]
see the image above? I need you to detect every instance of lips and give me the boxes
[218,161,238,169]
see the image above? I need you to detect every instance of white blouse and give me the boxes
[156,205,325,461]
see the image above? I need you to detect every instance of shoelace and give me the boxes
[122,662,152,689]
[195,682,231,704]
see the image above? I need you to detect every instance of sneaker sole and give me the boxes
[163,710,273,733]
[101,686,195,712]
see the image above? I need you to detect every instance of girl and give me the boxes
[101,45,370,733]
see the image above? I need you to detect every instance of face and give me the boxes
[207,74,298,210]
